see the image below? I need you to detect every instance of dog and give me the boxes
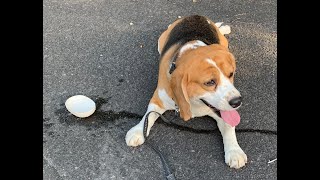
[125,15,247,169]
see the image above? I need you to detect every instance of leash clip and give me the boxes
[174,105,179,116]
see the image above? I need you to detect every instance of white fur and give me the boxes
[179,40,206,55]
[158,89,176,110]
[205,58,217,66]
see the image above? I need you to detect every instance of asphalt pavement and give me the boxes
[43,0,277,179]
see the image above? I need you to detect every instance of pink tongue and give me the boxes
[220,110,240,127]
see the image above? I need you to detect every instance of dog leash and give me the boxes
[143,111,176,180]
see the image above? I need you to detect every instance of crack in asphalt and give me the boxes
[157,119,277,135]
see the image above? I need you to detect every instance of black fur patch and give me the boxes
[161,15,220,55]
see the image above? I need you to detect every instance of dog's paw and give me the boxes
[225,148,247,169]
[219,25,231,35]
[125,126,145,147]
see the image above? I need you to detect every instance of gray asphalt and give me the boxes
[43,0,277,179]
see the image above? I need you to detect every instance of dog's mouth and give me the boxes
[200,99,221,117]
[200,99,241,127]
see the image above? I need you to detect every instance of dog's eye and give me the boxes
[229,72,234,78]
[205,80,216,86]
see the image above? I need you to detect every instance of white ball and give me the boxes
[65,95,96,118]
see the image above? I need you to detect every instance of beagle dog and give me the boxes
[126,15,247,169]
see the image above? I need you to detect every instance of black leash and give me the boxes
[143,111,176,180]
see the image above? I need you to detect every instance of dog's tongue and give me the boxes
[220,110,240,127]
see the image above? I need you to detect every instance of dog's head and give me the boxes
[171,41,241,126]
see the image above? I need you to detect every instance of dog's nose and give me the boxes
[229,96,242,108]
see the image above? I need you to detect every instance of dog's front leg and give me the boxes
[209,113,247,169]
[126,103,165,147]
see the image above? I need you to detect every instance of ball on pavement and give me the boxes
[65,95,96,118]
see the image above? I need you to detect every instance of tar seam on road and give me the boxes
[52,97,277,136]
[157,119,277,135]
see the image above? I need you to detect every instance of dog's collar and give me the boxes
[168,41,187,74]
[168,50,180,74]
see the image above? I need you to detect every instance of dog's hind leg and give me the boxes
[219,25,231,35]
[208,20,230,48]
[214,22,231,35]
[158,18,183,55]
[214,22,224,28]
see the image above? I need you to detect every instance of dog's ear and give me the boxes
[171,70,192,121]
